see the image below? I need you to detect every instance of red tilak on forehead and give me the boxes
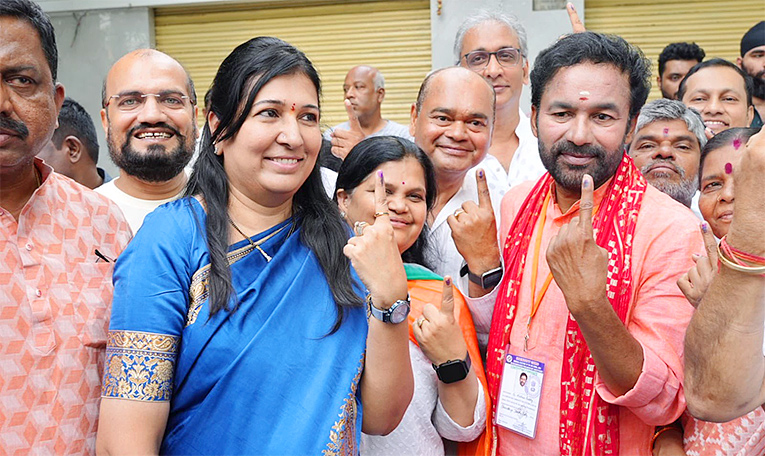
[663,128,669,136]
[579,97,588,101]
[725,163,733,174]
[291,103,295,112]
[733,138,742,150]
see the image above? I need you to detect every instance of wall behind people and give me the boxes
[585,0,763,101]
[46,7,153,179]
[430,0,585,115]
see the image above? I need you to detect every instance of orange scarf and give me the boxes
[406,272,492,456]
[486,154,646,455]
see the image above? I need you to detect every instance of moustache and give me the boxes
[641,158,684,177]
[127,122,182,140]
[0,117,30,140]
[551,140,604,159]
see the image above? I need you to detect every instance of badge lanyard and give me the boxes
[525,192,554,352]
[524,192,599,351]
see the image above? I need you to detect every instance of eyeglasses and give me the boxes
[106,92,195,112]
[463,47,524,70]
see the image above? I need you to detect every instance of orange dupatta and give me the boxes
[405,264,492,456]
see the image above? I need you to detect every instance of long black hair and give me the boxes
[334,136,437,269]
[185,36,360,331]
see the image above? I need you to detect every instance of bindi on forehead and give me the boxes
[733,138,742,150]
[663,128,669,136]
[725,163,733,174]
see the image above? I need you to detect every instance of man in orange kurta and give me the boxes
[467,32,704,455]
[0,1,131,453]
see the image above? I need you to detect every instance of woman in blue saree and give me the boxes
[96,37,413,455]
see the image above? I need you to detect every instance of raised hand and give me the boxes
[412,277,468,365]
[343,170,408,307]
[330,99,366,160]
[678,223,718,308]
[567,2,586,33]
[448,169,501,282]
[546,174,609,313]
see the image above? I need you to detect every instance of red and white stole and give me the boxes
[486,154,647,455]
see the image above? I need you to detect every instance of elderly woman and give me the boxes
[335,136,489,456]
[96,37,413,454]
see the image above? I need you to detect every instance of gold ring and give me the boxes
[453,209,466,218]
[354,221,369,236]
[374,211,389,218]
[416,317,426,328]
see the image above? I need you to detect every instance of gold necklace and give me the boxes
[34,166,41,188]
[228,217,286,262]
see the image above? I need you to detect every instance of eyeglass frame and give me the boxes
[462,47,526,70]
[104,91,196,112]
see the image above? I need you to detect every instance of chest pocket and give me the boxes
[71,262,114,348]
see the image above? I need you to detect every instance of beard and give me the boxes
[639,159,698,207]
[538,139,625,193]
[108,123,194,183]
[750,71,765,100]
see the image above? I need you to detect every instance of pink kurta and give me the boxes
[0,159,131,454]
[491,179,703,455]
[683,409,765,456]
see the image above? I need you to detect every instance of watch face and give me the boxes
[437,361,470,384]
[389,300,410,324]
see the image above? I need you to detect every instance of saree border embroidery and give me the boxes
[187,243,256,326]
[323,354,365,456]
[102,330,179,402]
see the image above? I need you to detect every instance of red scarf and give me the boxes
[486,154,646,456]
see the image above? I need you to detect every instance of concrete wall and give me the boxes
[48,8,154,177]
[430,0,585,114]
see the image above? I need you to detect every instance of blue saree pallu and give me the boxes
[103,198,368,455]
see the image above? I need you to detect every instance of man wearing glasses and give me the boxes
[97,49,198,232]
[454,10,546,188]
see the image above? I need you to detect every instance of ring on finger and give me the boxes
[354,221,369,236]
[374,211,389,218]
[416,317,426,328]
[453,208,466,219]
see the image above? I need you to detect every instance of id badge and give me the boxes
[494,346,545,439]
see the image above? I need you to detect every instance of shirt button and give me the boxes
[35,289,42,297]
[25,243,33,251]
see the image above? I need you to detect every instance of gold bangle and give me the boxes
[718,243,765,275]
[650,425,682,449]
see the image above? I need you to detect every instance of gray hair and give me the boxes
[453,10,528,65]
[636,99,707,150]
[372,70,385,91]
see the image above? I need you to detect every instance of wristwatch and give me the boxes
[433,352,471,384]
[367,294,410,324]
[460,264,503,289]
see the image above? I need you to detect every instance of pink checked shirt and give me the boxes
[0,159,131,454]
[469,179,704,455]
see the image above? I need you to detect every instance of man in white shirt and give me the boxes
[97,49,198,232]
[409,67,507,295]
[455,10,547,187]
[325,65,412,161]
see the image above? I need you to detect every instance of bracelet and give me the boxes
[718,239,765,276]
[650,424,682,449]
[720,236,765,265]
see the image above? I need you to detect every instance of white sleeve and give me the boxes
[432,377,487,442]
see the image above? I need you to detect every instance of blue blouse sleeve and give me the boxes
[102,199,203,402]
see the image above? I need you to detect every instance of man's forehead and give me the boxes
[637,119,695,139]
[346,66,375,83]
[744,44,765,57]
[462,21,520,52]
[685,67,746,93]
[542,63,630,106]
[0,17,49,75]
[106,54,189,95]
[425,72,493,113]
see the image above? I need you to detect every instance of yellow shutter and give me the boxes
[154,0,431,130]
[584,0,764,101]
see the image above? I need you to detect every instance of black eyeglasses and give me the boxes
[463,47,524,70]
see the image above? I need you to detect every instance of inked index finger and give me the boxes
[439,276,455,317]
[579,174,594,237]
[701,222,718,264]
[373,170,390,222]
[567,2,586,33]
[475,169,494,210]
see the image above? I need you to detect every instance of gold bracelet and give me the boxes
[718,243,765,275]
[650,425,682,449]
